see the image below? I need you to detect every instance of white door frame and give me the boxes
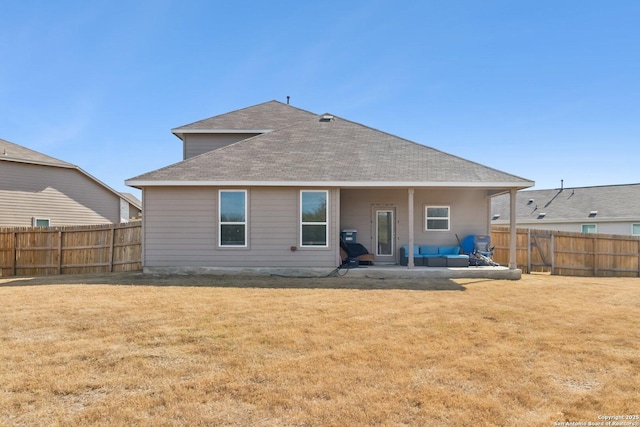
[373,206,396,262]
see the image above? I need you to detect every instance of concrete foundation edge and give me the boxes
[143,266,522,280]
[143,266,338,277]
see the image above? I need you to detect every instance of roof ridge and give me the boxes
[172,99,318,131]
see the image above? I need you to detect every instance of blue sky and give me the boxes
[2,1,638,198]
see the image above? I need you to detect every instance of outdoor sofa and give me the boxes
[400,245,469,267]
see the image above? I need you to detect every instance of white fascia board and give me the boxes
[125,179,535,189]
[171,129,274,134]
[171,128,273,141]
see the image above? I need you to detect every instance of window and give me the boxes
[581,224,597,234]
[632,224,640,236]
[300,190,328,247]
[219,190,247,247]
[32,218,50,227]
[425,206,450,231]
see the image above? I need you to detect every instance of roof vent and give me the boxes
[320,114,334,122]
[589,210,598,217]
[492,214,500,220]
[537,212,546,219]
[527,199,534,205]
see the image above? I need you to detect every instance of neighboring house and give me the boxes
[126,100,533,273]
[0,138,141,227]
[491,183,640,236]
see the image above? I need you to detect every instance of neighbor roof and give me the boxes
[1,138,75,168]
[491,183,640,223]
[128,105,533,190]
[1,138,142,209]
[171,100,317,138]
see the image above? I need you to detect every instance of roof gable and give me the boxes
[129,112,533,188]
[172,100,317,134]
[1,138,141,209]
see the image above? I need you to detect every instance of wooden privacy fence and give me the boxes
[491,226,640,277]
[0,222,141,277]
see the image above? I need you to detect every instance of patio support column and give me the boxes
[509,188,517,269]
[408,188,415,269]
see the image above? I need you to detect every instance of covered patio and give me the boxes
[339,187,521,272]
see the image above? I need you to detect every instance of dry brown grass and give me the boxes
[0,272,638,426]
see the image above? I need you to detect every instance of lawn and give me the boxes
[0,273,638,426]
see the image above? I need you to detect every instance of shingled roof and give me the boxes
[0,138,75,168]
[491,183,640,222]
[128,103,533,189]
[172,100,317,136]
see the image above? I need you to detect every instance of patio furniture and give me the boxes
[460,234,499,266]
[400,245,424,266]
[340,238,375,266]
[401,244,469,267]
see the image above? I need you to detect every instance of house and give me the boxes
[0,138,141,227]
[491,183,640,236]
[126,100,533,275]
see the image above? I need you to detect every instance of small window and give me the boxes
[581,224,597,234]
[33,218,50,227]
[219,190,247,247]
[425,206,450,231]
[300,190,328,247]
[632,224,640,236]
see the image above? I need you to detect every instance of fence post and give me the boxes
[527,229,531,273]
[110,225,116,272]
[550,233,555,275]
[593,236,598,276]
[13,232,17,276]
[57,230,62,275]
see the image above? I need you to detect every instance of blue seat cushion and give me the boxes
[401,245,421,256]
[439,246,460,255]
[419,245,439,255]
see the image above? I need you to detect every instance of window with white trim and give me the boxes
[219,190,247,247]
[32,217,50,227]
[581,224,597,234]
[633,224,640,236]
[425,206,450,231]
[300,190,328,247]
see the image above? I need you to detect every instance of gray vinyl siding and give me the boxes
[340,188,492,261]
[142,186,339,268]
[183,133,260,159]
[0,161,123,226]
